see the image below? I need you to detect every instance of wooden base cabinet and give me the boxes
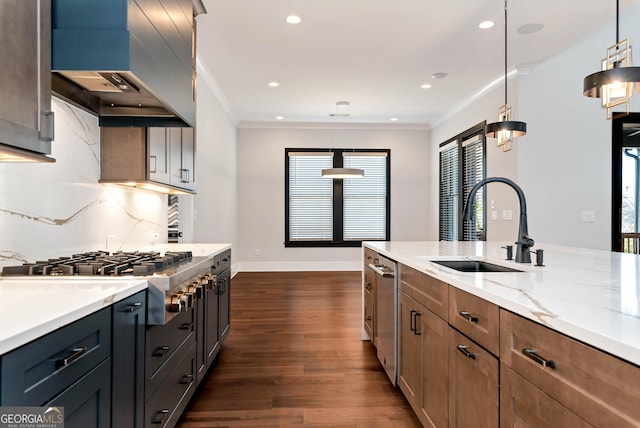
[448,329,498,428]
[398,291,449,428]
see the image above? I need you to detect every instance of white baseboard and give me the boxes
[235,260,361,272]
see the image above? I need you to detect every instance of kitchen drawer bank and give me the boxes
[363,249,640,427]
[0,289,146,428]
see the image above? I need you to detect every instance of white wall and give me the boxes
[516,8,640,250]
[236,126,431,271]
[191,73,238,252]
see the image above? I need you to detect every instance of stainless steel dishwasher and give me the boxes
[368,254,397,385]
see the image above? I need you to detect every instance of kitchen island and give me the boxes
[363,240,640,427]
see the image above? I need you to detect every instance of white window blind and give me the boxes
[343,153,388,240]
[439,142,459,241]
[462,137,484,241]
[288,152,334,241]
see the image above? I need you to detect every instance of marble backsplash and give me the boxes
[0,97,167,269]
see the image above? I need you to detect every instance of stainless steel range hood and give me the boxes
[51,0,204,128]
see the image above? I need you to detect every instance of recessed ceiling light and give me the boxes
[432,72,448,79]
[479,20,495,29]
[390,118,399,122]
[517,23,544,34]
[286,15,301,24]
[276,116,284,120]
[421,83,432,89]
[268,81,280,87]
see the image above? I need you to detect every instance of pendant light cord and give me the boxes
[616,0,620,44]
[504,0,508,107]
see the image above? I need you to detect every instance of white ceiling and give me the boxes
[197,0,639,126]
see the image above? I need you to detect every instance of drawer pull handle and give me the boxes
[56,346,88,368]
[151,409,170,424]
[365,282,372,291]
[459,311,479,323]
[125,302,143,312]
[414,312,422,335]
[522,348,556,369]
[410,309,417,332]
[180,322,193,330]
[457,344,476,360]
[180,374,194,384]
[153,345,170,357]
[365,315,372,321]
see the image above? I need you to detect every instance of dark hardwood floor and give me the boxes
[177,271,421,428]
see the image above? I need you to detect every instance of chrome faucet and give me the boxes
[462,177,534,263]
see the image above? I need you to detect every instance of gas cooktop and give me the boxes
[1,250,197,277]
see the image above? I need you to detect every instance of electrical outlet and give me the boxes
[581,211,596,223]
[149,230,159,243]
[254,248,261,256]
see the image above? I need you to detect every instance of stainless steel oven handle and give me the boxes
[368,263,394,278]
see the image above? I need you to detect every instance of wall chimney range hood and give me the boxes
[51,0,204,128]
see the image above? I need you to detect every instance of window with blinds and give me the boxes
[439,123,486,242]
[287,152,334,241]
[439,142,459,241]
[462,136,485,241]
[285,148,390,247]
[343,153,388,240]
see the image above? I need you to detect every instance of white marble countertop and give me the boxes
[0,279,147,355]
[363,240,640,366]
[0,243,232,355]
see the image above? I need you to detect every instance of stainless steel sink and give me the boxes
[431,260,522,273]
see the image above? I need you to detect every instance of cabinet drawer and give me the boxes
[146,309,195,380]
[145,342,196,428]
[363,247,377,265]
[364,268,375,302]
[500,364,591,428]
[500,310,640,427]
[449,287,499,356]
[364,300,375,344]
[145,309,196,400]
[1,307,111,405]
[399,264,448,320]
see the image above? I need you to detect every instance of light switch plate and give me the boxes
[581,211,596,222]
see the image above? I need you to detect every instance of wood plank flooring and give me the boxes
[177,271,421,428]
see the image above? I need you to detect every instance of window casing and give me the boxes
[285,148,390,247]
[439,122,486,241]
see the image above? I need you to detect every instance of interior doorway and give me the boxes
[612,113,640,252]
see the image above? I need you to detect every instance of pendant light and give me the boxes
[321,101,364,179]
[583,0,640,119]
[485,0,527,152]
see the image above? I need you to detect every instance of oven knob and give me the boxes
[181,292,193,309]
[168,294,184,312]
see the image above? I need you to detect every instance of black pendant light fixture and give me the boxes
[485,0,527,152]
[583,0,640,119]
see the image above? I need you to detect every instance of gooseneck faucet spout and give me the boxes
[463,177,534,263]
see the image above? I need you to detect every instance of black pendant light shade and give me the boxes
[485,0,527,148]
[583,66,640,98]
[485,120,527,138]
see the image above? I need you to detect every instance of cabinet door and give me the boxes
[112,291,146,428]
[181,127,196,190]
[0,0,54,155]
[448,329,498,428]
[169,127,184,188]
[46,358,111,428]
[500,364,591,428]
[206,276,220,367]
[218,267,231,344]
[397,291,421,414]
[419,309,449,428]
[148,127,170,184]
